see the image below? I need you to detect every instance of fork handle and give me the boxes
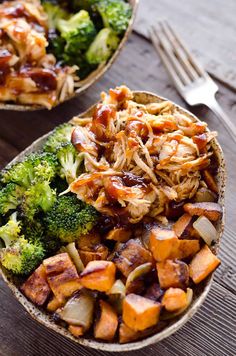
[205,96,236,143]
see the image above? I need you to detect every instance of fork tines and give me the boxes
[149,20,206,90]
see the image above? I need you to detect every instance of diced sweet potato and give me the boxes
[21,264,51,306]
[94,300,118,341]
[77,233,101,251]
[183,202,222,221]
[123,294,161,331]
[202,169,218,193]
[113,239,153,277]
[79,244,108,266]
[189,244,220,284]
[149,227,179,261]
[119,321,167,344]
[170,240,200,260]
[157,260,189,289]
[162,288,187,311]
[80,260,116,292]
[43,253,81,303]
[106,228,132,242]
[173,214,193,238]
[47,296,63,312]
[68,325,84,338]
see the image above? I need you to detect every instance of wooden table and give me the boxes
[0,1,236,355]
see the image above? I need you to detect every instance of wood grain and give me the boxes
[0,23,236,356]
[134,0,236,91]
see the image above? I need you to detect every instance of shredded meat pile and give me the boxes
[70,86,217,223]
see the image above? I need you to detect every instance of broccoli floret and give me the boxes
[21,181,56,222]
[0,237,45,275]
[44,123,74,154]
[48,29,66,60]
[0,212,21,247]
[1,152,58,188]
[86,28,119,65]
[43,2,69,29]
[96,0,132,35]
[57,10,97,53]
[62,52,94,79]
[45,195,98,243]
[0,183,25,215]
[57,143,83,183]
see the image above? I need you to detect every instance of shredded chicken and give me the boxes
[70,86,217,223]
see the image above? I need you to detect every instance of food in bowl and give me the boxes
[0,0,132,109]
[0,86,223,344]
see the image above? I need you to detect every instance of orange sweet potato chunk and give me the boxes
[189,244,220,284]
[21,264,51,306]
[157,259,189,289]
[173,213,193,238]
[202,169,218,193]
[123,294,161,331]
[183,202,222,221]
[94,300,118,341]
[47,295,63,312]
[106,228,132,242]
[43,253,81,303]
[149,227,179,262]
[68,325,84,338]
[162,288,187,311]
[170,239,200,260]
[80,260,116,292]
[79,244,108,266]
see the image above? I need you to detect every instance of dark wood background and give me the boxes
[0,0,236,355]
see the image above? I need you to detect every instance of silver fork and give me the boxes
[149,20,236,143]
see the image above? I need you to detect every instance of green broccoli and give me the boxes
[21,181,56,222]
[57,10,97,53]
[0,183,25,215]
[57,143,83,183]
[0,237,45,275]
[96,0,132,35]
[86,28,119,65]
[44,123,74,154]
[1,152,58,188]
[43,2,69,29]
[0,212,21,247]
[45,195,98,243]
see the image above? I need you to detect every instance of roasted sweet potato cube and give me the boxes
[106,228,132,242]
[80,260,116,292]
[113,239,153,277]
[183,202,222,221]
[170,239,200,260]
[173,214,194,238]
[94,300,118,341]
[119,322,140,344]
[68,325,84,338]
[47,295,63,312]
[43,253,81,303]
[79,244,108,266]
[189,244,220,284]
[77,232,101,251]
[21,264,51,306]
[123,294,161,331]
[202,170,218,193]
[162,288,187,311]
[149,227,179,261]
[157,259,189,289]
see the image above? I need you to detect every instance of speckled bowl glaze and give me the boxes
[0,0,138,112]
[0,91,226,351]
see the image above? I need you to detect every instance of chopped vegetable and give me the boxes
[162,288,187,312]
[106,227,132,242]
[80,260,116,292]
[202,170,218,193]
[173,213,193,238]
[126,262,152,289]
[47,296,63,312]
[113,239,153,277]
[57,291,95,329]
[189,244,220,284]
[171,239,200,259]
[183,202,222,221]
[161,288,193,320]
[94,300,118,341]
[79,244,108,266]
[57,143,84,184]
[86,28,119,65]
[20,264,51,306]
[66,242,84,272]
[43,253,81,303]
[44,123,74,154]
[193,216,218,246]
[194,187,217,203]
[43,2,69,29]
[123,294,161,331]
[157,260,189,289]
[109,279,126,297]
[0,183,25,215]
[149,227,179,261]
[68,325,84,337]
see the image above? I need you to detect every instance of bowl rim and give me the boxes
[0,0,139,112]
[0,90,226,352]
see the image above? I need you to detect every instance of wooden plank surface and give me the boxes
[134,0,236,91]
[0,15,236,356]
